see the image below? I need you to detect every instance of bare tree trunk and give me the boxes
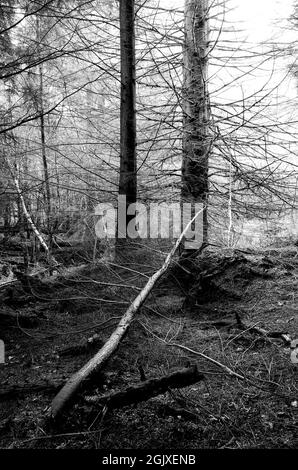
[117,0,137,242]
[36,15,52,249]
[39,86,51,234]
[182,0,210,243]
[13,172,50,255]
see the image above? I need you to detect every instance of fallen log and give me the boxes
[0,380,64,401]
[50,208,203,419]
[84,365,204,409]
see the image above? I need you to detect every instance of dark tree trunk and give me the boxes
[118,0,137,242]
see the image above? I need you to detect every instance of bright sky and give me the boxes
[234,0,294,38]
[227,0,297,101]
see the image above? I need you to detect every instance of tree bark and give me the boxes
[182,0,210,243]
[118,0,137,241]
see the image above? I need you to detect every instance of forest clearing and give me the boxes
[0,0,297,454]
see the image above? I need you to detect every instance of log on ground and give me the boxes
[85,365,204,409]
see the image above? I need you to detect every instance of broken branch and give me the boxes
[84,365,204,409]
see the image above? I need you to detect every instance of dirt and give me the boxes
[0,244,297,449]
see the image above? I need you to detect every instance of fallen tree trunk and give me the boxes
[0,380,64,401]
[50,209,203,419]
[84,365,204,409]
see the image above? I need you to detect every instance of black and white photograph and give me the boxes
[0,0,297,456]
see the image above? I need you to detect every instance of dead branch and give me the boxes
[50,208,203,420]
[138,319,245,381]
[84,365,204,409]
[167,342,245,381]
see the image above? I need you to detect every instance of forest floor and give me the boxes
[0,240,297,449]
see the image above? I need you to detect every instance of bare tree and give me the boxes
[118,0,137,241]
[182,0,210,243]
